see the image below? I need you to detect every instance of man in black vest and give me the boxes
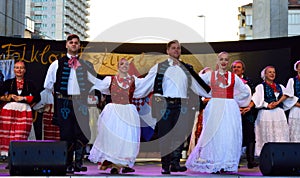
[134,40,210,174]
[231,60,258,169]
[44,34,97,173]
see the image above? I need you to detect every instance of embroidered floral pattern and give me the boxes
[16,79,24,90]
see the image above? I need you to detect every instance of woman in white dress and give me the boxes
[88,58,140,174]
[286,61,300,142]
[186,52,250,174]
[187,67,212,156]
[252,66,297,156]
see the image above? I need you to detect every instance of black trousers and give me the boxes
[156,99,195,169]
[55,98,91,165]
[242,111,256,146]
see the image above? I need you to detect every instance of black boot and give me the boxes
[66,143,74,173]
[121,167,135,173]
[246,142,258,169]
[170,145,187,172]
[161,154,171,174]
[110,167,120,174]
[74,141,87,172]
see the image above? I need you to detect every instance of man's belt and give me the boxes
[166,97,182,104]
[154,96,188,105]
[55,93,82,100]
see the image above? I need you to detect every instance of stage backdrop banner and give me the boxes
[81,48,291,87]
[0,36,299,91]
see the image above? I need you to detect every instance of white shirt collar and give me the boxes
[67,53,78,59]
[168,58,181,66]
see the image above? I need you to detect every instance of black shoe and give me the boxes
[74,164,87,172]
[247,161,259,169]
[170,165,187,172]
[122,167,135,173]
[110,168,119,174]
[212,171,220,174]
[66,165,74,174]
[161,168,170,174]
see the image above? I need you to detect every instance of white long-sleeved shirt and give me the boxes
[252,81,297,111]
[133,58,211,99]
[44,54,95,95]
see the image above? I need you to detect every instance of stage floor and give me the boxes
[0,158,263,177]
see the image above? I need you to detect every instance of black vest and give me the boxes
[153,60,191,95]
[54,56,95,97]
[263,82,283,109]
[153,60,210,95]
[294,77,300,102]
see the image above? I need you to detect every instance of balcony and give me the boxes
[84,25,89,31]
[64,18,72,26]
[33,2,43,7]
[33,19,42,23]
[86,2,90,8]
[33,11,43,15]
[65,11,72,17]
[85,10,90,16]
[65,2,71,9]
[72,0,80,8]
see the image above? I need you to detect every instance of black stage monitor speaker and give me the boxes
[8,140,67,176]
[259,142,300,176]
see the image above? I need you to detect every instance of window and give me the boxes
[32,7,47,11]
[288,13,300,24]
[32,15,42,20]
[245,15,252,26]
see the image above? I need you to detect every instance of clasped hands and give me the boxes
[267,101,279,109]
[240,106,251,115]
[11,94,25,102]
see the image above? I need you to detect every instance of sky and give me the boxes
[88,0,252,43]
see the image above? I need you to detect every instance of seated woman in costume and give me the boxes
[0,60,40,157]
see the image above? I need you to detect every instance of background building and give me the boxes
[288,0,300,36]
[239,0,300,40]
[26,0,90,40]
[0,0,26,38]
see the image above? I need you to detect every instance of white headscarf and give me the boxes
[294,60,300,71]
[260,68,266,81]
[260,66,274,81]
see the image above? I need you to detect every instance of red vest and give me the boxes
[110,76,135,104]
[211,71,235,99]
